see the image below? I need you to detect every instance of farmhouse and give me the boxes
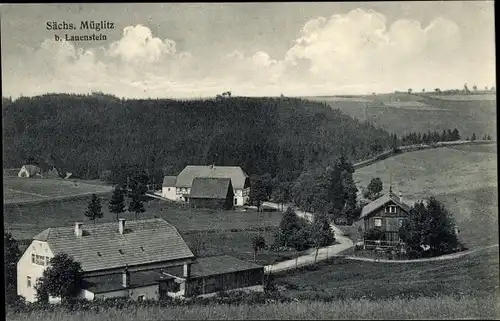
[18,165,42,178]
[161,176,177,200]
[189,177,235,210]
[17,218,195,303]
[163,165,250,206]
[358,189,412,248]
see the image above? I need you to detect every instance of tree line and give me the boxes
[2,94,394,187]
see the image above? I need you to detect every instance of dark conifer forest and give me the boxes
[2,94,394,183]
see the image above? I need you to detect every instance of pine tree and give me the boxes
[85,193,103,224]
[310,213,335,262]
[128,191,145,220]
[109,187,126,221]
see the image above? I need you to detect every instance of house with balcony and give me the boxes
[358,189,413,249]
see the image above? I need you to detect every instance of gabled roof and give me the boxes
[32,218,194,272]
[190,177,233,199]
[175,165,248,189]
[162,176,177,187]
[359,194,412,220]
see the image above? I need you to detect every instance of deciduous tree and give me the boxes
[251,235,266,262]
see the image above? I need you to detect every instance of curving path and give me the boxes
[262,202,354,274]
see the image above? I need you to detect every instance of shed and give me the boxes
[18,165,42,178]
[189,177,234,210]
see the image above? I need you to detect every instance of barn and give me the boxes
[159,255,264,298]
[189,177,235,210]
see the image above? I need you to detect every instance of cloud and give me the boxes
[2,10,495,98]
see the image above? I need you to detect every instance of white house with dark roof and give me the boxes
[17,218,195,302]
[161,176,177,200]
[167,165,250,206]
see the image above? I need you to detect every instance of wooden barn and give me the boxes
[189,177,235,210]
[358,189,413,248]
[159,255,264,298]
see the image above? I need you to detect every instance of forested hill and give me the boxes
[2,94,393,181]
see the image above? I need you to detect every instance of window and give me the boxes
[399,219,404,228]
[234,198,238,205]
[168,188,171,192]
[137,295,145,301]
[374,218,382,227]
[32,253,48,266]
[386,206,397,214]
[27,276,32,288]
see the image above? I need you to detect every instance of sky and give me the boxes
[1,2,496,98]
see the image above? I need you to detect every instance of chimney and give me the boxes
[74,222,83,237]
[399,191,403,203]
[118,218,126,235]
[122,266,130,288]
[183,262,191,278]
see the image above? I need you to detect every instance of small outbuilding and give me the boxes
[189,177,235,210]
[18,165,42,178]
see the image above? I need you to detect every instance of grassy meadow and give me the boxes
[273,248,499,302]
[3,176,113,204]
[309,93,496,138]
[353,143,498,248]
[7,294,499,320]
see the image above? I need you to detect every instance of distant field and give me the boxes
[3,176,112,204]
[274,248,499,302]
[354,143,498,248]
[310,93,496,138]
[4,198,282,240]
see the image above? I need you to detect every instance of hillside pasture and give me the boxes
[4,198,282,241]
[353,144,498,248]
[3,176,112,204]
[312,93,496,138]
[275,248,499,302]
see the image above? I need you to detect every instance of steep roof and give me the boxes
[32,218,194,272]
[359,194,412,220]
[162,176,177,187]
[190,177,232,199]
[176,165,248,189]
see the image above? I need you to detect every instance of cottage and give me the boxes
[17,218,195,303]
[358,190,412,248]
[189,177,235,210]
[18,165,42,178]
[169,165,250,206]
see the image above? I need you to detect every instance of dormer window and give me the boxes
[140,246,145,252]
[118,249,124,255]
[97,252,102,257]
[386,205,397,214]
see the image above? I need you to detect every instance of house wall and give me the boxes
[184,268,264,297]
[88,284,159,301]
[161,186,177,200]
[190,198,227,210]
[363,202,409,242]
[234,188,250,206]
[176,187,191,201]
[17,240,54,302]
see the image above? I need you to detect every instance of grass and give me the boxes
[3,176,112,204]
[182,228,299,266]
[5,198,282,241]
[353,143,498,248]
[274,248,499,302]
[310,93,496,138]
[6,294,499,320]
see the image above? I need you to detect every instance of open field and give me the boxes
[353,143,498,248]
[309,93,496,138]
[4,198,282,240]
[274,248,499,302]
[3,176,113,204]
[7,293,499,320]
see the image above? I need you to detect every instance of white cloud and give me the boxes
[2,11,495,98]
